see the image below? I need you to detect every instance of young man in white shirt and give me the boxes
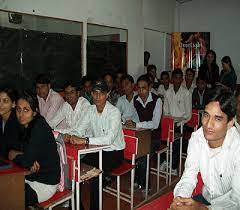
[35,74,64,123]
[116,74,139,123]
[48,81,90,134]
[235,91,240,133]
[157,71,173,100]
[182,68,196,94]
[170,87,240,210]
[68,80,125,210]
[161,68,192,175]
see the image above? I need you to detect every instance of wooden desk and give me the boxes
[0,162,26,210]
[123,127,151,159]
[66,143,109,210]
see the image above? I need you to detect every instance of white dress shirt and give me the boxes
[182,81,196,94]
[163,85,192,124]
[135,93,162,130]
[48,97,90,134]
[116,92,139,123]
[157,84,173,97]
[174,127,240,209]
[37,89,64,122]
[71,101,125,152]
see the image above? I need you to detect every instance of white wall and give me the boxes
[175,0,240,81]
[143,0,175,77]
[0,0,144,79]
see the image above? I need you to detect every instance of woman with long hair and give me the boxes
[8,91,60,208]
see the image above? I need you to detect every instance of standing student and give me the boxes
[48,81,90,134]
[126,74,162,189]
[82,76,93,104]
[171,87,240,210]
[35,74,64,123]
[8,91,60,208]
[116,74,139,123]
[67,80,125,210]
[182,68,196,94]
[0,87,22,158]
[162,68,192,175]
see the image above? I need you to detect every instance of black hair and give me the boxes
[35,74,51,85]
[82,76,92,85]
[160,71,170,79]
[221,56,234,71]
[196,76,206,82]
[0,87,18,103]
[203,49,217,65]
[102,72,115,81]
[186,68,195,77]
[63,81,79,91]
[18,90,39,114]
[147,64,157,73]
[121,74,134,84]
[206,87,236,121]
[137,74,151,86]
[172,68,183,78]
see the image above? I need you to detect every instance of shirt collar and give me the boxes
[136,92,153,107]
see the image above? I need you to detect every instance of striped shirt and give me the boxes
[174,127,240,209]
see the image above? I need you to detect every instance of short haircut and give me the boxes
[196,76,205,82]
[206,87,236,121]
[121,74,134,84]
[172,68,183,78]
[137,74,151,86]
[82,76,92,85]
[18,90,39,114]
[102,72,115,81]
[63,81,79,91]
[35,74,50,85]
[160,71,170,79]
[147,64,157,73]
[0,87,18,103]
[186,68,195,77]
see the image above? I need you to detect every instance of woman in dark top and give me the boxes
[198,49,219,87]
[8,91,60,207]
[219,56,237,92]
[0,87,23,158]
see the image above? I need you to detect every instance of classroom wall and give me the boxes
[175,0,240,82]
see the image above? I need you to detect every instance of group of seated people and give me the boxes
[0,48,239,209]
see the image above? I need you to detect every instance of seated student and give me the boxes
[192,76,209,110]
[8,91,60,208]
[103,72,119,106]
[116,74,139,123]
[67,80,125,210]
[126,74,162,189]
[235,91,240,133]
[147,64,160,90]
[161,68,192,175]
[182,68,196,94]
[82,76,93,104]
[157,71,173,100]
[0,87,23,158]
[147,73,158,95]
[170,87,240,210]
[35,74,64,123]
[115,70,125,96]
[48,81,90,134]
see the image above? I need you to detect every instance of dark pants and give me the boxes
[193,194,211,206]
[82,150,124,210]
[25,183,38,207]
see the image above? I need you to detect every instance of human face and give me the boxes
[91,90,108,109]
[236,95,240,119]
[36,83,50,100]
[185,71,194,84]
[206,52,215,64]
[196,79,206,92]
[221,62,229,71]
[104,75,114,91]
[161,74,170,87]
[64,86,79,108]
[122,79,134,96]
[137,80,150,103]
[16,99,36,127]
[148,69,156,79]
[172,74,183,88]
[202,101,233,148]
[0,92,15,120]
[83,81,92,94]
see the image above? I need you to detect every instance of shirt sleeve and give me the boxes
[89,109,123,145]
[136,98,162,129]
[182,90,192,124]
[163,92,170,115]
[174,132,199,198]
[48,103,65,129]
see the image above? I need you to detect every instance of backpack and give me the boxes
[53,131,71,192]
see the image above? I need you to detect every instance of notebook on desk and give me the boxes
[0,159,12,170]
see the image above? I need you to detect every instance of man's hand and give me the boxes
[63,133,71,143]
[30,161,40,173]
[8,150,23,160]
[125,120,136,128]
[169,197,208,210]
[70,135,86,145]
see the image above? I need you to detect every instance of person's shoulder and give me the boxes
[78,96,91,106]
[190,127,205,145]
[50,89,64,101]
[105,101,121,114]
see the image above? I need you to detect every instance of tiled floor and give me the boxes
[54,159,181,210]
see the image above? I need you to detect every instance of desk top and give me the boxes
[122,126,149,132]
[0,160,26,176]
